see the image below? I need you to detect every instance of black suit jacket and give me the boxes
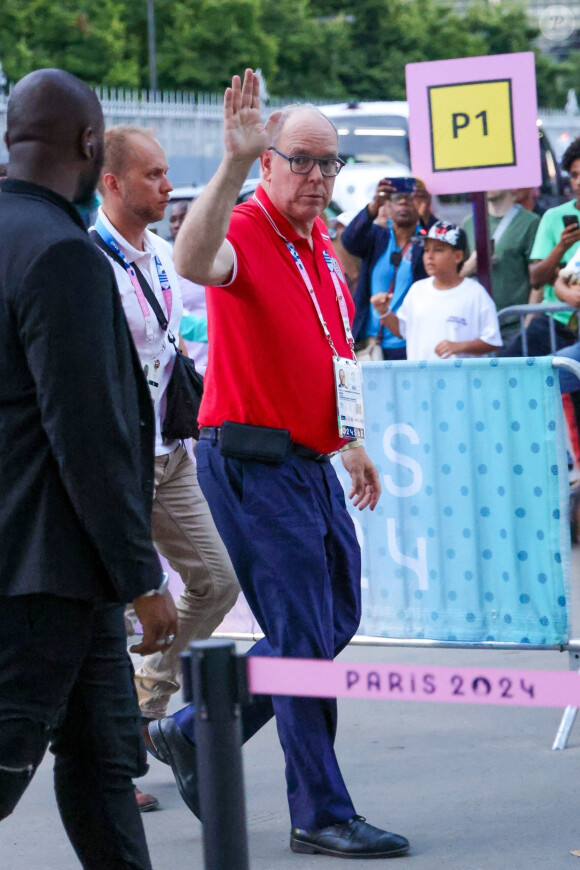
[0,179,161,602]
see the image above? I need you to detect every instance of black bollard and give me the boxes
[182,639,250,870]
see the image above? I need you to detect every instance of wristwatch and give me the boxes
[142,572,169,598]
[340,440,365,453]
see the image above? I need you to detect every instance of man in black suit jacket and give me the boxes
[0,69,177,869]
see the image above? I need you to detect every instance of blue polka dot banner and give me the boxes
[335,358,571,644]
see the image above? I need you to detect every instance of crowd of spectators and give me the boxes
[323,136,580,378]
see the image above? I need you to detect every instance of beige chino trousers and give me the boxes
[133,443,239,719]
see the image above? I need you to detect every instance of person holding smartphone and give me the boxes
[341,176,436,361]
[499,136,580,358]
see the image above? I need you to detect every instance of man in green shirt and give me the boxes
[462,189,540,340]
[499,136,580,356]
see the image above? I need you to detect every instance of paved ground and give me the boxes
[4,554,580,869]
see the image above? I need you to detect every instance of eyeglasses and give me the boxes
[269,147,345,177]
[390,193,414,203]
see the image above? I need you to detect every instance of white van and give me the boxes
[318,100,411,167]
[317,100,471,220]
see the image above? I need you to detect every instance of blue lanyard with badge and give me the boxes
[286,241,365,441]
[95,217,173,405]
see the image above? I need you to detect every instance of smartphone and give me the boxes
[389,177,416,194]
[563,215,579,230]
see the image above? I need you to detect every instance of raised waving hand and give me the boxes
[224,69,280,165]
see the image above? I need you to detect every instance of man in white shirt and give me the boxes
[95,126,239,808]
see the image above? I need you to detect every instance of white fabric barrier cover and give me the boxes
[172,358,570,645]
[333,357,570,644]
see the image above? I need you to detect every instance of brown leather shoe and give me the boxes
[135,786,159,812]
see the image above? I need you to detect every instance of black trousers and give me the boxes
[0,594,152,870]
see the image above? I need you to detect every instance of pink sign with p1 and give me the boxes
[405,52,541,195]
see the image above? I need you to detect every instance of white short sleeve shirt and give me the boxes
[95,208,184,455]
[397,276,502,361]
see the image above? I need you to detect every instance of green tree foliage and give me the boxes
[259,0,351,98]
[0,0,577,108]
[535,53,576,109]
[341,0,488,100]
[462,2,539,55]
[0,0,139,86]
[156,0,277,91]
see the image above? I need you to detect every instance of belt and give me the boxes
[199,426,330,463]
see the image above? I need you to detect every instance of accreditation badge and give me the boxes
[333,356,365,440]
[143,357,161,404]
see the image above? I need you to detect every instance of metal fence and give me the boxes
[0,87,577,184]
[0,86,339,185]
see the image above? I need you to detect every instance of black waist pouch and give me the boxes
[219,421,290,464]
[162,346,204,441]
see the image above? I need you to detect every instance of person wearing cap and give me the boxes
[341,178,435,362]
[371,221,502,360]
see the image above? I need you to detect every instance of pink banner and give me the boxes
[247,658,580,709]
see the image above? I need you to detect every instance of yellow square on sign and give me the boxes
[429,80,515,172]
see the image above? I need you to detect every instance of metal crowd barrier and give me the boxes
[498,302,580,750]
[182,309,580,868]
[182,635,580,869]
[498,301,580,354]
[212,353,580,752]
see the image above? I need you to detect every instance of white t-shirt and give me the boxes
[397,276,502,360]
[94,208,183,456]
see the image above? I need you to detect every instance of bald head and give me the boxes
[7,69,102,152]
[269,104,337,149]
[5,69,104,204]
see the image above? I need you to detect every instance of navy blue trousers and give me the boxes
[174,439,361,830]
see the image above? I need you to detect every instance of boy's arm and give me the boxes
[437,282,503,358]
[370,290,403,338]
[379,311,402,338]
[435,339,499,358]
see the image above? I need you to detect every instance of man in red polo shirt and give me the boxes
[149,69,410,860]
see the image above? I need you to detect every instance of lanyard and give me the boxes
[94,217,173,342]
[491,204,521,247]
[378,239,413,344]
[287,242,355,360]
[252,195,355,360]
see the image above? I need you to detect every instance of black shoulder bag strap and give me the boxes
[89,229,172,336]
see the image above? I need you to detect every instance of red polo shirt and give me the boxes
[199,185,355,455]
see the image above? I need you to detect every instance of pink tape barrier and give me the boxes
[247,658,580,708]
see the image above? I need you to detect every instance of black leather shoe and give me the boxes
[148,718,201,820]
[141,717,161,761]
[290,815,410,858]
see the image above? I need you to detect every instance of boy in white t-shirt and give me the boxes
[370,221,503,360]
